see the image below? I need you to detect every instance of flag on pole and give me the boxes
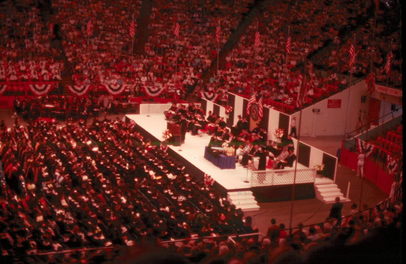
[216,24,221,43]
[254,31,261,48]
[286,36,291,54]
[246,93,256,115]
[296,74,305,107]
[174,22,180,38]
[366,72,376,92]
[129,21,136,38]
[349,43,356,68]
[86,20,93,37]
[384,51,393,75]
[257,96,263,118]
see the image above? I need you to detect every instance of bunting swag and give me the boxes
[356,138,374,157]
[0,84,6,94]
[201,90,218,101]
[67,84,90,96]
[144,84,165,97]
[386,155,398,175]
[29,83,54,95]
[104,83,126,95]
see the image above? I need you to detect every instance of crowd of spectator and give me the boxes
[6,198,401,264]
[0,117,250,257]
[198,0,369,112]
[0,0,63,82]
[323,1,401,87]
[0,0,401,103]
[13,95,139,121]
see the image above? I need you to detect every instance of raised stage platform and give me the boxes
[126,114,317,207]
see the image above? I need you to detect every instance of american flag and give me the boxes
[174,22,180,38]
[246,93,256,115]
[349,43,356,68]
[86,20,93,37]
[286,36,291,54]
[384,51,393,75]
[257,96,263,118]
[254,31,261,48]
[216,24,221,43]
[129,21,136,38]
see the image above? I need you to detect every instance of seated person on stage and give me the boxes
[280,133,294,148]
[240,141,253,167]
[274,146,296,169]
[222,143,235,157]
[188,119,201,135]
[256,146,268,171]
[235,144,244,162]
[208,135,223,148]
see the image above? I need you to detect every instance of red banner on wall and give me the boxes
[327,99,341,108]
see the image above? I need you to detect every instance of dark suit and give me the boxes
[329,200,343,224]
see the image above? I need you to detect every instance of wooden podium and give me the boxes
[167,121,182,146]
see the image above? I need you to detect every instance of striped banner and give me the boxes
[356,138,374,157]
[144,84,165,97]
[67,84,90,96]
[29,83,55,95]
[0,84,6,94]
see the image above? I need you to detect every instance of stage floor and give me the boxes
[126,114,314,191]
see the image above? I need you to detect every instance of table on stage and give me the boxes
[204,146,236,169]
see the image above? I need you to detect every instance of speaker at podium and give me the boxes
[167,121,182,146]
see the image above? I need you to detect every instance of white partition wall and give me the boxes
[294,80,368,136]
[139,103,172,114]
[205,100,214,116]
[267,108,281,141]
[292,138,338,180]
[203,99,228,119]
[233,95,244,126]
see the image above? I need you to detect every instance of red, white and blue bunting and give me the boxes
[29,83,55,95]
[67,84,90,96]
[144,84,165,97]
[201,90,218,101]
[356,138,374,157]
[0,84,6,94]
[0,82,58,95]
[103,82,126,95]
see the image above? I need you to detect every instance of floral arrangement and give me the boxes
[162,129,172,141]
[313,164,324,171]
[275,128,284,139]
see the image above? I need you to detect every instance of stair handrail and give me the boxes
[345,110,401,139]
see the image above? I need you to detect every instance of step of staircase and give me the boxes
[314,178,351,204]
[227,190,260,212]
[323,195,351,204]
[316,186,340,193]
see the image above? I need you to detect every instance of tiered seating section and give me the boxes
[372,125,403,160]
[202,0,369,112]
[0,119,246,255]
[0,1,63,83]
[8,199,402,263]
[322,1,401,88]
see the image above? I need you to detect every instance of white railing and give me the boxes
[250,168,316,187]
